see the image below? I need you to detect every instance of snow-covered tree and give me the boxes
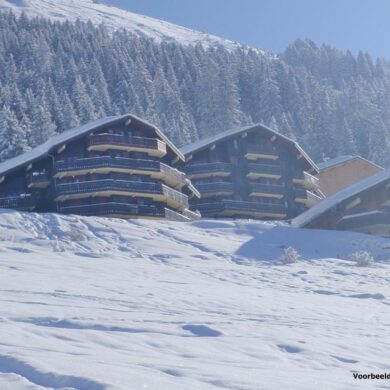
[0,105,29,161]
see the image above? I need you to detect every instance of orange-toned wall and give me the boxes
[318,160,382,197]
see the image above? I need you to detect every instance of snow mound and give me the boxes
[0,210,389,389]
[0,0,259,51]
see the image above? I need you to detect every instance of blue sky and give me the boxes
[105,0,390,58]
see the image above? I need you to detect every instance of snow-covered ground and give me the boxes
[0,210,390,389]
[0,0,259,51]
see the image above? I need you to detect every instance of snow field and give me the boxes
[0,210,389,389]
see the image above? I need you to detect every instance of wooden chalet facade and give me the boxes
[317,155,383,197]
[292,169,390,236]
[0,115,199,221]
[180,124,324,220]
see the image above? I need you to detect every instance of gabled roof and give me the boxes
[181,124,318,173]
[292,168,390,228]
[317,155,383,171]
[0,114,184,178]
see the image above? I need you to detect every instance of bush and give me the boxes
[350,251,374,267]
[280,247,300,264]
[67,226,88,242]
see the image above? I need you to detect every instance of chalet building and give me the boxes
[180,124,324,220]
[0,115,200,221]
[292,169,390,236]
[317,155,383,197]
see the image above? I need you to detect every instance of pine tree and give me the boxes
[0,105,29,161]
[72,76,96,123]
[29,103,56,147]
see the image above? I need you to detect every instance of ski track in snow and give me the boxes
[0,210,389,389]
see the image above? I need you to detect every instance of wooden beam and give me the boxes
[57,144,66,154]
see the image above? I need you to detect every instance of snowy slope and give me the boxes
[0,0,254,50]
[0,210,390,389]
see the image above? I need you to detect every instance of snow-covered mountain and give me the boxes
[0,0,252,50]
[0,210,390,389]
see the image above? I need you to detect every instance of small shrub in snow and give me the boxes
[68,226,88,242]
[52,239,66,252]
[280,247,300,264]
[350,251,374,267]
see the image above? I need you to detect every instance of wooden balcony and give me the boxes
[164,208,192,222]
[245,145,279,161]
[292,171,320,191]
[59,201,194,221]
[184,162,233,179]
[87,134,167,157]
[54,157,186,189]
[193,182,234,198]
[335,210,390,235]
[249,183,285,199]
[193,200,287,219]
[246,163,282,180]
[59,202,165,219]
[0,194,35,211]
[54,179,188,210]
[294,188,322,208]
[26,171,51,189]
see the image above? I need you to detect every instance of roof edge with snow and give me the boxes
[0,114,185,178]
[292,168,390,228]
[181,123,318,173]
[317,155,383,171]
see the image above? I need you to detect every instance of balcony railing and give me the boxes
[55,179,188,208]
[293,171,320,191]
[26,171,51,188]
[162,185,189,208]
[159,163,187,187]
[87,134,166,156]
[54,156,186,188]
[55,179,160,196]
[184,162,233,178]
[59,202,165,218]
[164,208,191,222]
[335,211,390,233]
[55,156,159,173]
[294,187,322,207]
[0,194,35,211]
[194,182,234,195]
[247,163,282,178]
[193,200,287,216]
[250,183,285,198]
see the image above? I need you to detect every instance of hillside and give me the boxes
[0,210,389,389]
[0,0,253,50]
[1,4,390,166]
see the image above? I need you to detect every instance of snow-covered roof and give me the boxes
[0,114,184,177]
[317,155,383,171]
[292,168,390,227]
[181,124,318,173]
